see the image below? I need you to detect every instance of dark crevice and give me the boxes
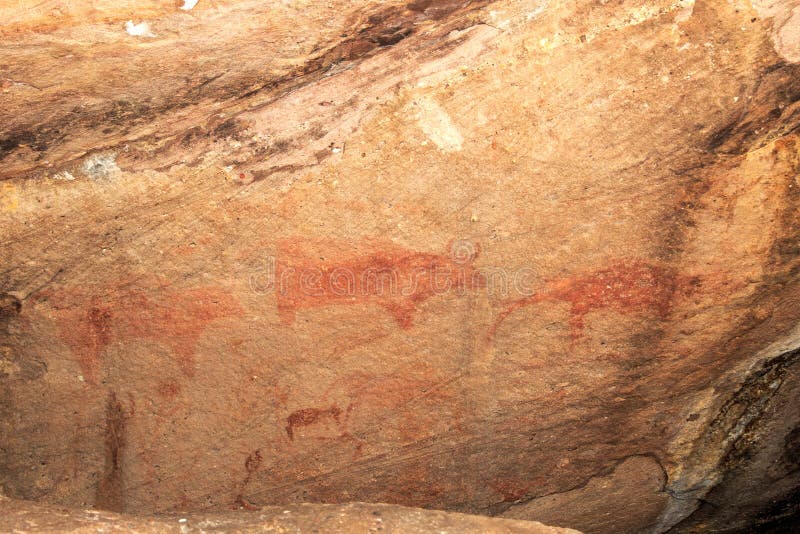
[666,347,800,532]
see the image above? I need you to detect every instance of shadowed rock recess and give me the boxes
[1,0,800,532]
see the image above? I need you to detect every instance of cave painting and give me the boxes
[283,365,457,457]
[285,405,345,441]
[489,259,696,340]
[275,238,485,328]
[274,239,702,341]
[41,279,243,384]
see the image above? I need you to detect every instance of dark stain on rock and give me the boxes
[103,99,153,128]
[0,129,47,156]
[177,117,248,149]
[0,293,21,318]
[657,172,713,262]
[1,0,496,179]
[249,163,311,183]
[211,117,245,139]
[406,0,477,20]
[179,126,208,147]
[769,136,800,267]
[782,425,800,469]
[319,0,491,65]
[705,62,800,155]
[95,391,129,512]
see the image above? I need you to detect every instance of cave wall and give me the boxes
[1,1,800,532]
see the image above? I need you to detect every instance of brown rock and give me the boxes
[0,495,578,533]
[1,0,800,532]
[501,456,670,534]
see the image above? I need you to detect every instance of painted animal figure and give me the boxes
[42,280,242,384]
[275,238,485,329]
[490,260,682,340]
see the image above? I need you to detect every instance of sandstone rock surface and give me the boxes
[0,495,578,533]
[2,0,800,532]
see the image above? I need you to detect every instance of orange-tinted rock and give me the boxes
[40,279,242,383]
[1,0,800,532]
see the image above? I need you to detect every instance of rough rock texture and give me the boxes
[1,0,800,533]
[0,495,578,533]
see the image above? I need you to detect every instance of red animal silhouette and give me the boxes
[41,279,243,384]
[285,405,344,441]
[276,238,485,328]
[490,260,685,340]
